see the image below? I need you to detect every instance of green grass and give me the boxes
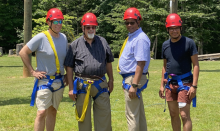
[0,55,220,131]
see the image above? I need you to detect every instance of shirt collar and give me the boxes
[128,27,142,37]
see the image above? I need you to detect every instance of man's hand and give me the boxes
[32,70,46,79]
[187,86,197,100]
[129,86,137,99]
[108,80,114,93]
[69,90,77,101]
[159,86,165,99]
[63,74,68,87]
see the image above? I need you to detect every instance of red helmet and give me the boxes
[165,13,182,28]
[81,13,98,26]
[123,7,142,20]
[46,8,64,22]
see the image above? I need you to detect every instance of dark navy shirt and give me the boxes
[64,35,114,76]
[162,36,198,83]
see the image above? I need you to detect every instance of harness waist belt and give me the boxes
[30,75,64,106]
[73,75,108,100]
[75,73,104,82]
[121,72,149,99]
[164,71,196,107]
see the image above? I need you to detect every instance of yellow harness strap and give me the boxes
[43,31,61,74]
[117,37,129,72]
[75,80,94,122]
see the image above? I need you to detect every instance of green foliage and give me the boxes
[1,0,220,56]
[0,0,24,52]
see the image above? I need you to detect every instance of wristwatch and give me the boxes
[132,84,138,88]
[191,85,197,88]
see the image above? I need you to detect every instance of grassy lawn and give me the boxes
[0,55,220,131]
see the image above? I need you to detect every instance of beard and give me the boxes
[87,32,95,39]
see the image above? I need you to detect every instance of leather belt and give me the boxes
[75,73,105,82]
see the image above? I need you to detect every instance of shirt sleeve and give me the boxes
[134,39,150,61]
[101,37,114,63]
[26,33,44,52]
[189,39,198,56]
[64,44,75,68]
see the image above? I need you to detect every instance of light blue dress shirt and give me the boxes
[119,27,151,74]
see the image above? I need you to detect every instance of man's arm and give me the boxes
[67,66,76,101]
[106,62,114,93]
[159,59,167,99]
[19,45,46,79]
[129,61,145,99]
[187,54,199,100]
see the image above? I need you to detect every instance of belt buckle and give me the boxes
[50,76,55,79]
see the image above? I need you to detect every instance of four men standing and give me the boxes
[19,7,199,131]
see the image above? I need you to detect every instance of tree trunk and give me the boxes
[0,47,3,57]
[198,41,203,55]
[23,0,32,77]
[154,35,158,59]
[170,0,178,14]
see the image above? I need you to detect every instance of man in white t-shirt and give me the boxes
[19,8,68,131]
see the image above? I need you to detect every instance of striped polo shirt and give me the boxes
[119,27,151,74]
[64,35,114,76]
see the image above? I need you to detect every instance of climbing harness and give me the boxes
[30,31,64,106]
[121,72,149,99]
[73,74,109,122]
[163,72,196,112]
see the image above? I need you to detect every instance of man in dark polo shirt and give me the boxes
[64,13,114,131]
[159,13,199,131]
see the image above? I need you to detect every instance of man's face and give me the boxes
[125,18,139,33]
[167,26,181,39]
[83,25,96,39]
[48,19,63,33]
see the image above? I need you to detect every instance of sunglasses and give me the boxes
[85,26,96,30]
[52,20,63,25]
[124,22,135,25]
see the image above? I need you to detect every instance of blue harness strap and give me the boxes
[164,72,196,107]
[73,76,109,100]
[30,75,64,106]
[121,72,149,99]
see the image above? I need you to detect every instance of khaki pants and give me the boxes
[123,75,148,131]
[75,78,112,131]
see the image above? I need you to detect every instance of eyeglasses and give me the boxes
[168,27,180,32]
[124,22,135,25]
[85,26,96,30]
[52,20,63,25]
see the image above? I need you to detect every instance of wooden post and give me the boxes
[23,0,32,77]
[9,49,13,55]
[0,47,3,57]
[170,0,178,14]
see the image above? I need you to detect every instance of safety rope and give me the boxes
[43,31,61,74]
[117,37,129,72]
[75,80,94,122]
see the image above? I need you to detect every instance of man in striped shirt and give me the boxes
[64,13,114,131]
[118,7,151,131]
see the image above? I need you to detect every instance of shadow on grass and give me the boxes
[200,70,220,72]
[0,66,23,67]
[0,97,73,106]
